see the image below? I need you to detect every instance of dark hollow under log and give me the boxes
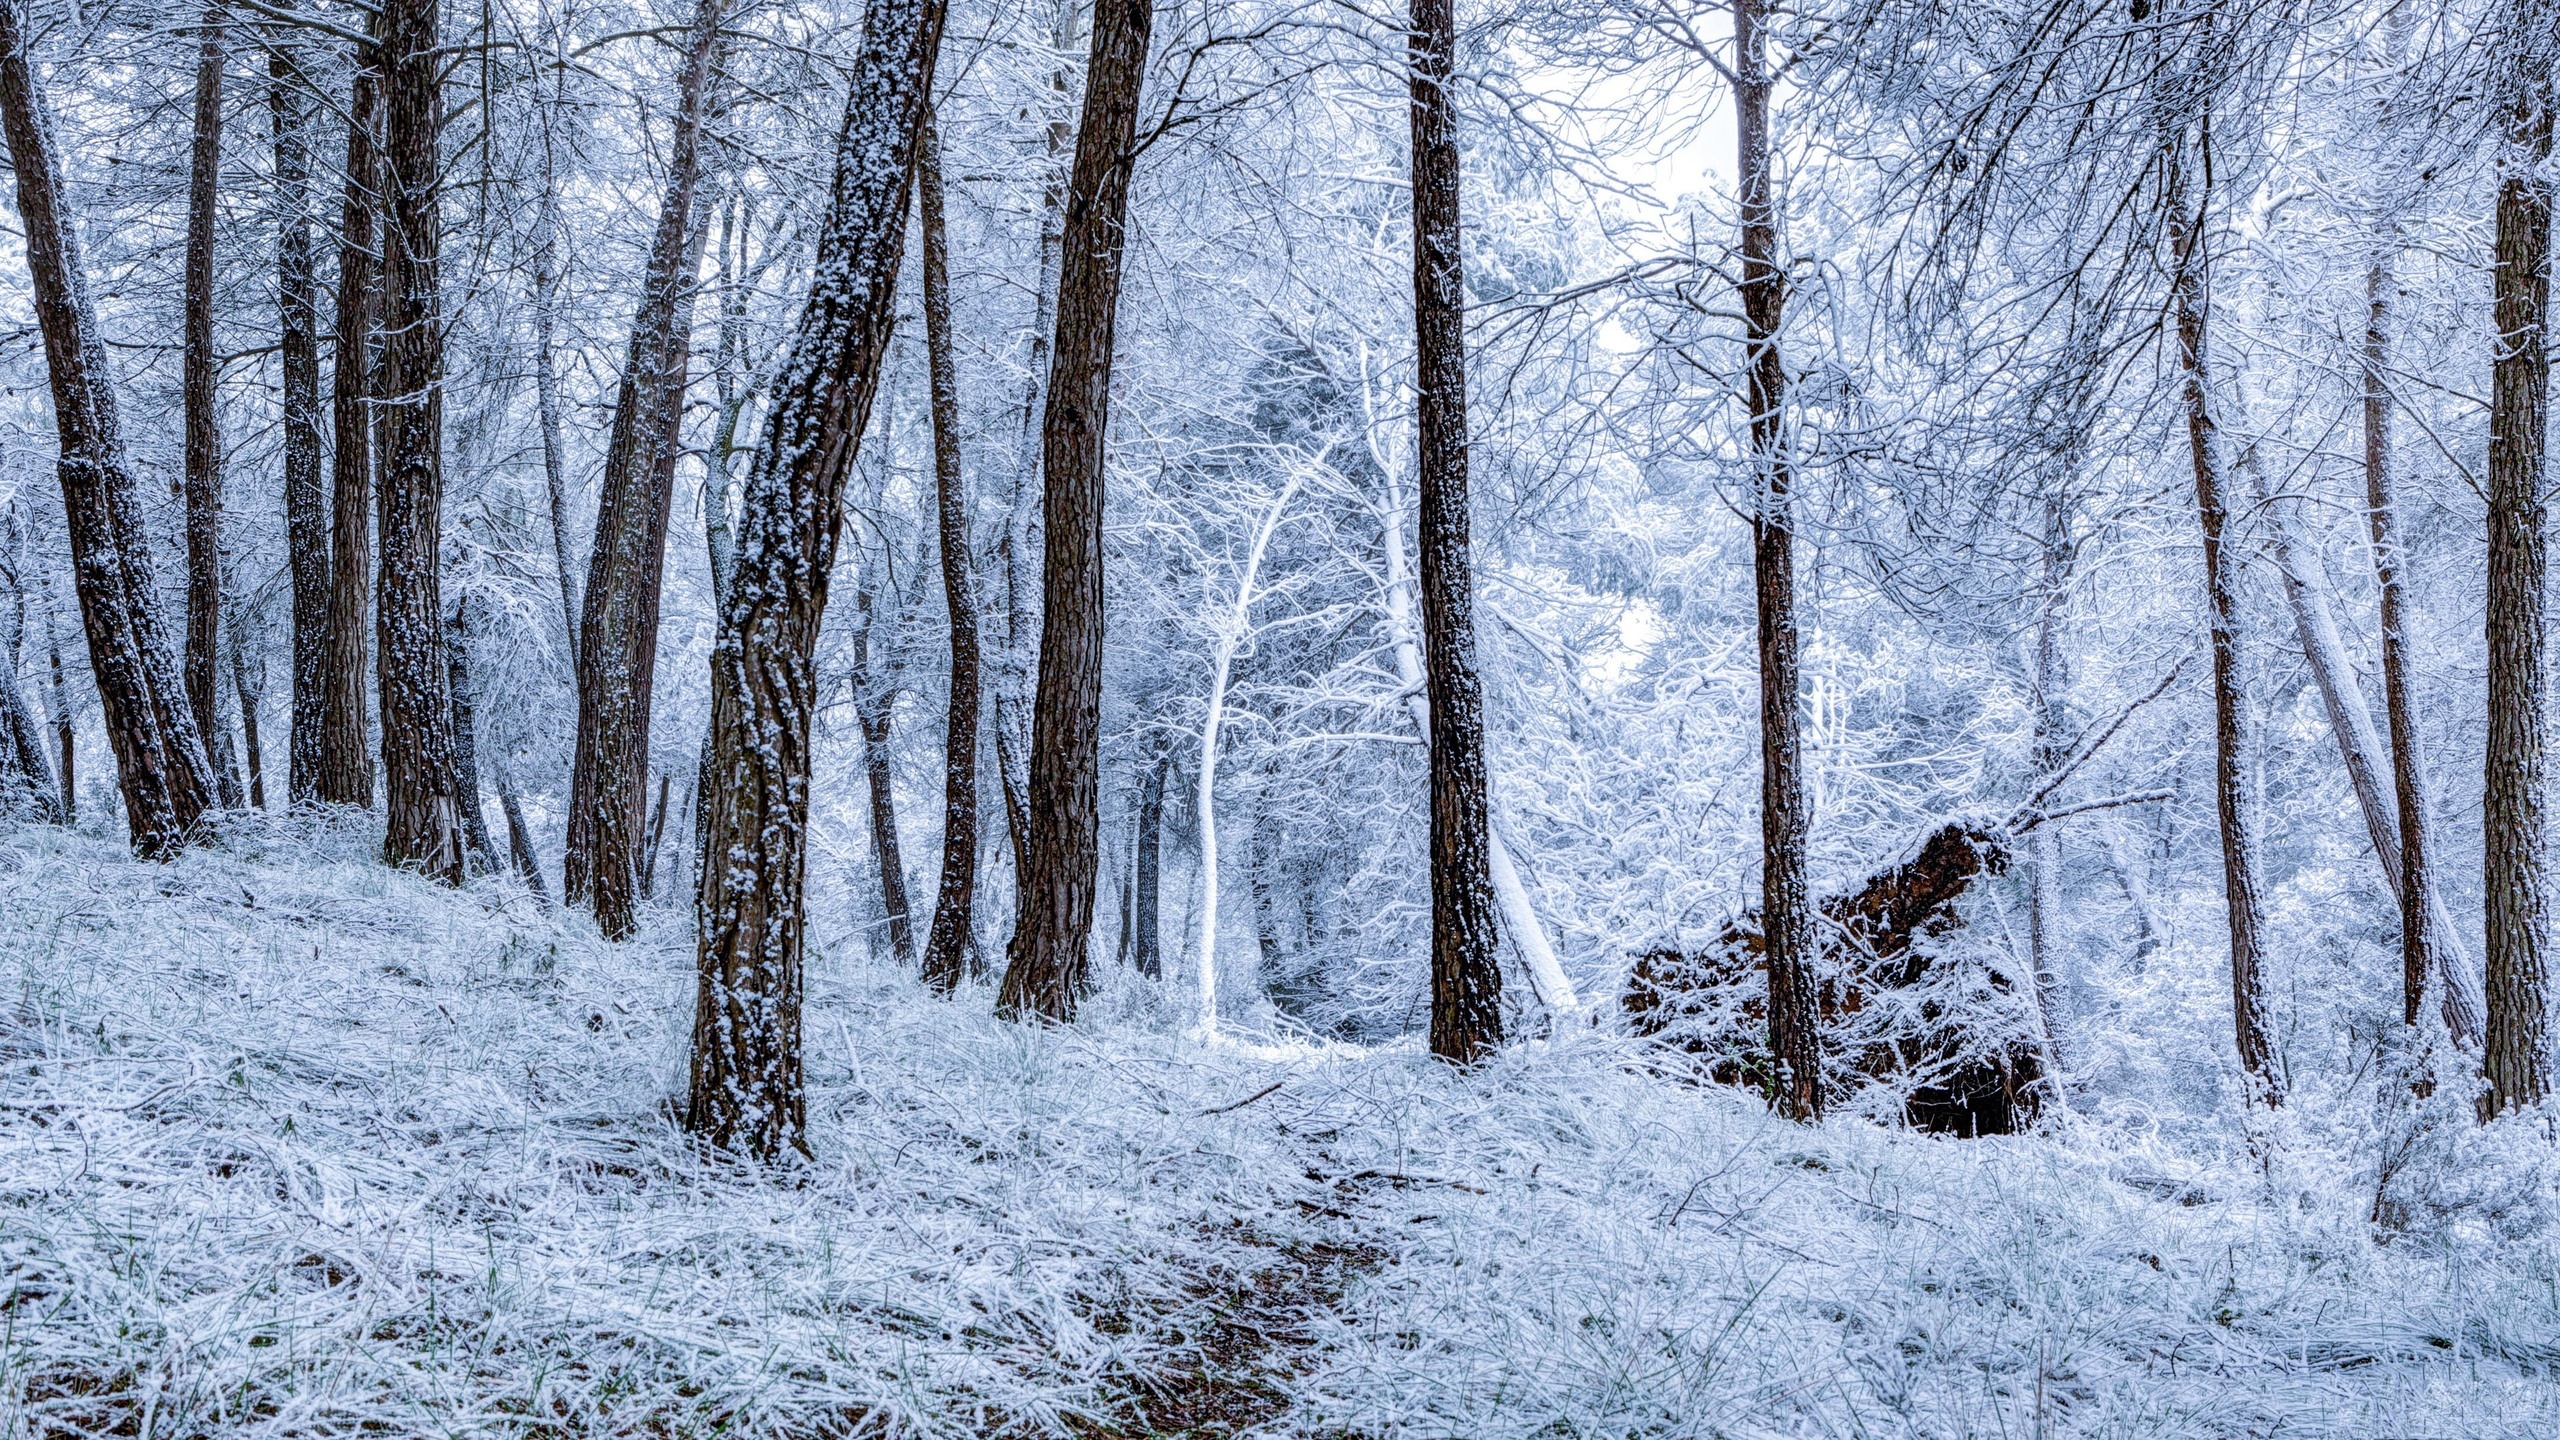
[1624,822,2045,1137]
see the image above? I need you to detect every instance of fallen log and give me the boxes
[1624,822,2046,1137]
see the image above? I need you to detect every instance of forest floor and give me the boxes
[0,816,2555,1438]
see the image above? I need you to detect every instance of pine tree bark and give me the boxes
[2483,45,2553,1117]
[374,0,462,880]
[0,0,217,858]
[183,4,245,810]
[920,113,979,994]
[319,35,376,809]
[565,0,722,939]
[1734,0,1815,1114]
[272,20,328,809]
[687,0,948,1161]
[1406,0,1505,1062]
[2165,132,2282,1107]
[998,0,1152,1023]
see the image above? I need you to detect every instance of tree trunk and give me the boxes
[1133,752,1168,980]
[445,599,501,875]
[273,19,328,809]
[2026,493,2074,1082]
[855,576,916,967]
[183,2,245,811]
[228,587,265,809]
[2483,46,2553,1117]
[564,0,721,938]
[533,210,579,662]
[0,0,217,858]
[920,113,979,994]
[998,0,1152,1024]
[498,776,547,900]
[2165,132,2282,1108]
[640,772,672,899]
[687,0,948,1161]
[0,535,58,820]
[39,563,71,823]
[374,0,463,881]
[319,34,376,808]
[1734,0,1816,1115]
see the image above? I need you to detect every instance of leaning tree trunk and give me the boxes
[687,0,948,1161]
[2165,133,2282,1108]
[919,114,980,994]
[998,0,1153,1024]
[853,573,916,968]
[1733,0,1817,1115]
[183,2,245,810]
[2483,42,2553,1117]
[272,18,329,808]
[564,0,722,938]
[319,34,376,808]
[0,0,216,858]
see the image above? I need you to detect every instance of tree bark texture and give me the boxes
[183,3,245,810]
[0,0,217,858]
[0,544,58,820]
[320,37,376,808]
[228,605,264,809]
[998,0,1152,1024]
[272,22,329,808]
[39,568,71,822]
[2483,50,2553,1117]
[374,0,463,881]
[564,0,722,938]
[687,0,947,1161]
[920,114,979,994]
[854,575,915,967]
[2165,134,2282,1107]
[446,599,501,875]
[1735,0,1815,1115]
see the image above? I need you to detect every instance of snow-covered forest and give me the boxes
[1,0,2558,1430]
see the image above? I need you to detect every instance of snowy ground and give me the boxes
[0,817,2554,1438]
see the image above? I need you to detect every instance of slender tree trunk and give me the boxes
[687,0,948,1161]
[319,36,376,808]
[499,776,547,899]
[640,772,672,898]
[2027,493,2074,1081]
[1733,0,1816,1115]
[533,220,578,660]
[999,0,1152,1024]
[854,575,915,967]
[0,0,217,858]
[374,0,463,880]
[445,599,501,875]
[2165,131,2282,1107]
[0,533,57,819]
[565,0,722,937]
[1249,807,1286,976]
[183,2,245,810]
[920,114,979,993]
[1134,752,1167,980]
[39,563,71,823]
[272,21,328,808]
[2483,44,2553,1117]
[1193,474,1300,1035]
[228,587,265,809]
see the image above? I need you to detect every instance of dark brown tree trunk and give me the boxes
[320,35,376,809]
[920,113,979,994]
[445,599,501,875]
[1733,0,1814,1114]
[1133,751,1167,979]
[374,0,463,880]
[228,592,265,809]
[855,578,915,967]
[640,772,672,899]
[1405,0,1504,1063]
[2484,51,2553,1117]
[998,0,1152,1024]
[183,2,245,811]
[500,777,547,901]
[564,0,722,938]
[0,0,217,858]
[2166,132,2282,1107]
[687,0,948,1161]
[273,19,328,809]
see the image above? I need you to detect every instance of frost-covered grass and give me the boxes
[0,817,2554,1437]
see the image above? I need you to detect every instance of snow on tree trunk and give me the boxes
[182,2,244,811]
[2483,21,2553,1117]
[374,0,463,882]
[565,0,724,940]
[272,17,328,810]
[919,114,980,995]
[999,0,1152,1024]
[687,0,948,1161]
[0,0,217,859]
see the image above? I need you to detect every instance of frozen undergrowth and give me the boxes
[0,817,2553,1438]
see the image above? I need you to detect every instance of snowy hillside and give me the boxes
[0,817,2552,1438]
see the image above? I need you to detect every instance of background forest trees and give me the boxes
[0,0,2551,1147]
